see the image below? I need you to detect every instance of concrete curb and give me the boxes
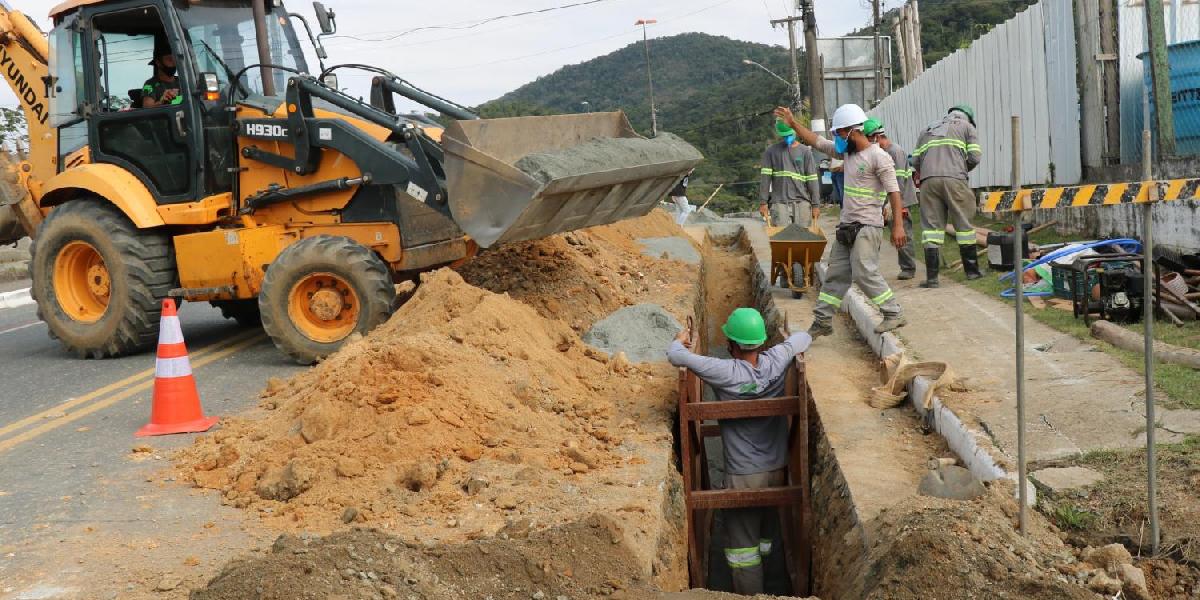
[0,287,33,310]
[817,263,1036,505]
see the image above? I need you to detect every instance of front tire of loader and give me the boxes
[259,236,395,365]
[30,199,175,358]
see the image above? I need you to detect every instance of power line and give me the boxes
[328,0,621,43]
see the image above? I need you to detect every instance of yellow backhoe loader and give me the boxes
[0,0,701,363]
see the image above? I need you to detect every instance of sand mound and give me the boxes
[178,268,677,533]
[853,487,1098,600]
[457,210,698,331]
[193,514,646,600]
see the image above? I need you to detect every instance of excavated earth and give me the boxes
[180,211,702,595]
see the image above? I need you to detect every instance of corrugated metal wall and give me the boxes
[869,0,1081,188]
[1118,1,1200,164]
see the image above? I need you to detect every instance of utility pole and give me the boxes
[1144,0,1176,158]
[799,0,825,130]
[892,15,908,85]
[872,0,885,104]
[1099,0,1120,164]
[635,19,659,137]
[909,0,924,79]
[770,15,805,110]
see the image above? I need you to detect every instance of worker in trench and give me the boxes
[666,308,812,595]
[775,104,909,337]
[863,118,919,280]
[911,104,983,287]
[758,118,821,227]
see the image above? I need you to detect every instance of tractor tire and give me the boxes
[211,299,262,328]
[30,199,175,358]
[259,235,395,365]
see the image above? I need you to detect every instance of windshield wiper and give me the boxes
[199,40,249,98]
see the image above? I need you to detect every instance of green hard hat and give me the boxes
[949,104,976,125]
[721,308,768,347]
[775,119,796,138]
[863,117,884,136]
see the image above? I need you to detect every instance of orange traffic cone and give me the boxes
[136,299,219,437]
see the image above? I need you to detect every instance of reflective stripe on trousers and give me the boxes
[724,546,762,569]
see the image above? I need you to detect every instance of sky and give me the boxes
[0,0,878,110]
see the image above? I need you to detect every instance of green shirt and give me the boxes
[142,77,182,105]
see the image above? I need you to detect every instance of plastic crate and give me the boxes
[1049,262,1130,299]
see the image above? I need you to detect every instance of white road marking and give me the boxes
[0,287,33,310]
[0,321,40,335]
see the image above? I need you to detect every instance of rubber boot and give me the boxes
[960,244,983,280]
[807,321,833,338]
[874,315,908,334]
[919,248,940,288]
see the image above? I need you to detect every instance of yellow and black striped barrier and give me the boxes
[981,178,1200,213]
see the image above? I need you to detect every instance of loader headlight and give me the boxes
[201,72,221,101]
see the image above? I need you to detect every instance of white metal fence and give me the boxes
[868,0,1080,188]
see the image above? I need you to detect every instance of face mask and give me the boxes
[834,134,849,154]
[784,134,796,146]
[162,64,177,77]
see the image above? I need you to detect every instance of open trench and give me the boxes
[182,214,978,600]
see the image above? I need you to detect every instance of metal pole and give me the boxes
[872,0,885,104]
[1141,129,1160,554]
[641,24,658,137]
[252,0,276,97]
[787,19,803,110]
[1011,115,1028,537]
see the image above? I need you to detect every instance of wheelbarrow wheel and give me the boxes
[791,289,804,299]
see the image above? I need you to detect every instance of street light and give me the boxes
[635,18,658,137]
[742,59,802,109]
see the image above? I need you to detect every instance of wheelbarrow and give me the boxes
[768,225,827,299]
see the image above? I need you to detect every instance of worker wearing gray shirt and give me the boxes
[776,104,909,338]
[865,118,919,279]
[666,307,812,595]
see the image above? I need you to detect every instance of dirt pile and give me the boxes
[850,486,1100,600]
[177,268,680,537]
[193,514,651,600]
[770,224,824,242]
[457,210,699,331]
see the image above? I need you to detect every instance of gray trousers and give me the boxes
[770,201,812,228]
[724,468,786,595]
[886,209,917,274]
[918,177,977,249]
[814,225,902,324]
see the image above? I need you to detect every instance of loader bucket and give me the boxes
[441,112,703,248]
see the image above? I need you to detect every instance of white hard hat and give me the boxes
[830,103,868,131]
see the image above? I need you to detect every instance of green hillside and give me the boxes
[479,2,1040,213]
[479,33,797,213]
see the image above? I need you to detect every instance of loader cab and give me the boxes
[48,0,310,203]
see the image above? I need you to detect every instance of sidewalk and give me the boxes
[866,221,1200,462]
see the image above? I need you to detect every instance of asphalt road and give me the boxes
[0,280,306,597]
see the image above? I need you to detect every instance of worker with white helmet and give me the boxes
[911,104,983,287]
[776,104,908,337]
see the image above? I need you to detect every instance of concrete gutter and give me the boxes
[0,287,33,310]
[815,262,1035,505]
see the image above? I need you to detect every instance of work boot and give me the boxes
[919,248,940,288]
[874,315,908,334]
[807,321,833,338]
[960,244,983,281]
[897,270,915,281]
